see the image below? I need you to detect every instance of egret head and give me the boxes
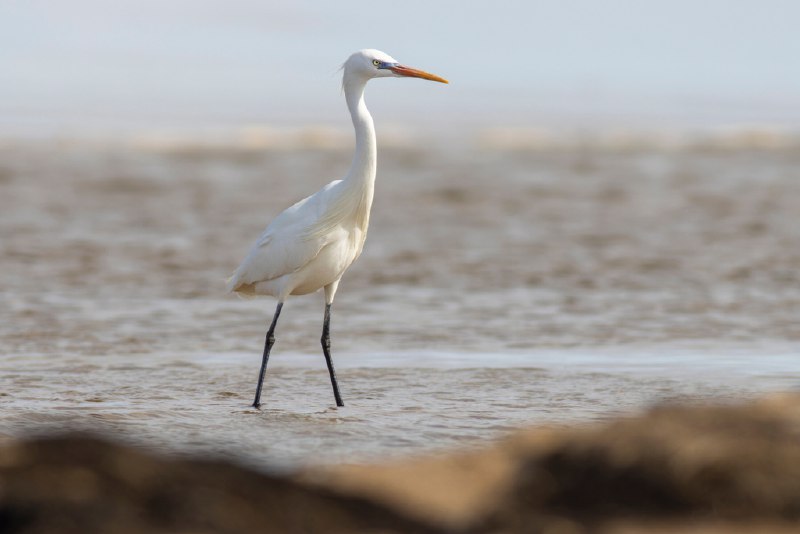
[343,49,449,85]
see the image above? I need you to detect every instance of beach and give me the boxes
[1,133,798,467]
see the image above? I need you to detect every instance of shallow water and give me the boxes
[1,140,798,468]
[2,348,797,469]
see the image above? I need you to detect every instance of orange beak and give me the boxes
[390,65,449,84]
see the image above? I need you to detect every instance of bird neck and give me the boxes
[337,77,377,234]
[344,78,377,192]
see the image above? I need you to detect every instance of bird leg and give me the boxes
[321,303,345,407]
[252,301,283,409]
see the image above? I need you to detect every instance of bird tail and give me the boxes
[225,271,241,293]
[226,270,260,298]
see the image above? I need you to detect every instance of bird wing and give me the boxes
[227,181,342,291]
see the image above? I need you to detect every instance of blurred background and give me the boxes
[2,0,799,139]
[1,1,798,465]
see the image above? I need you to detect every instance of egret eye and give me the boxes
[372,59,381,67]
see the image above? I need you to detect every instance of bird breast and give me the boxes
[287,226,364,295]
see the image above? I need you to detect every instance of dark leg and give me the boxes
[321,303,345,407]
[252,301,283,409]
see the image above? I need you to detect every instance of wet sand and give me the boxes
[1,136,798,465]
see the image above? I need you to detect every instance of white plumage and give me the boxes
[228,49,447,408]
[227,179,358,300]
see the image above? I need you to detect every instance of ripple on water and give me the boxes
[0,350,797,467]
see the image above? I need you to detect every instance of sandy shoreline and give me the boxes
[1,139,798,531]
[2,393,799,533]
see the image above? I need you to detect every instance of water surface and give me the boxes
[1,140,798,468]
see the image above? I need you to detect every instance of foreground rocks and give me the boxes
[2,394,799,533]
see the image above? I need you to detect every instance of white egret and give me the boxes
[227,49,448,408]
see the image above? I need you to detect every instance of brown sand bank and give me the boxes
[2,394,799,534]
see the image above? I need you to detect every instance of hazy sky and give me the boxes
[1,0,798,134]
